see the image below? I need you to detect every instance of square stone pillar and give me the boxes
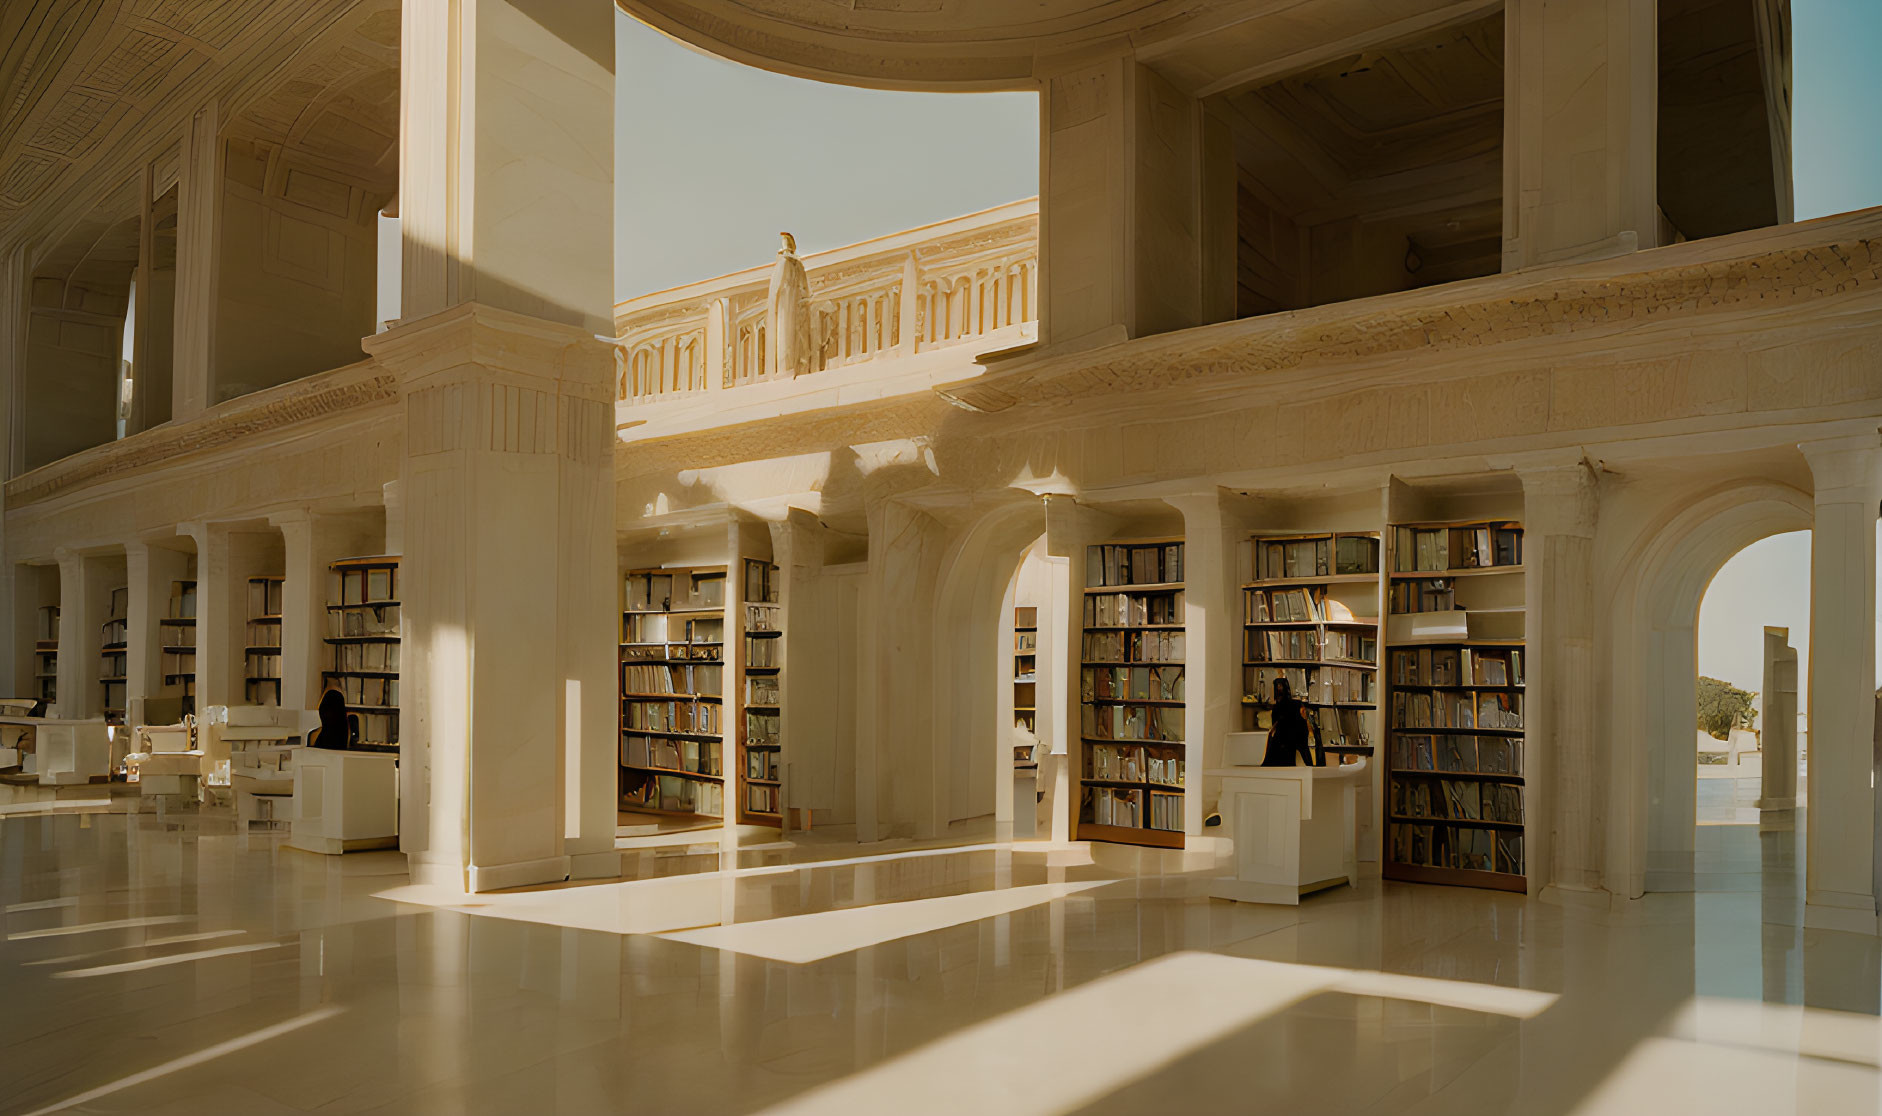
[124,542,189,722]
[387,0,616,891]
[1041,494,1116,844]
[1166,491,1235,839]
[858,490,948,842]
[1758,626,1800,820]
[1800,434,1882,935]
[180,524,235,712]
[1503,0,1659,269]
[1520,460,1601,902]
[53,551,90,719]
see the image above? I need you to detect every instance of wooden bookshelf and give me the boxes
[1013,605,1038,767]
[738,557,782,826]
[1240,532,1381,762]
[1381,519,1527,892]
[100,586,128,724]
[1077,538,1187,849]
[34,604,58,706]
[244,576,284,706]
[323,557,400,747]
[620,565,727,820]
[159,579,198,717]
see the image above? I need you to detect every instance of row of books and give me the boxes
[1082,703,1184,743]
[1015,630,1038,652]
[107,587,129,616]
[746,675,780,705]
[100,650,127,677]
[746,783,779,814]
[1387,579,1455,614]
[1084,591,1183,627]
[620,644,722,664]
[1085,742,1185,785]
[160,651,196,678]
[1088,542,1184,588]
[244,651,282,679]
[1392,690,1523,730]
[1390,524,1522,573]
[1244,664,1375,705]
[170,581,199,620]
[745,603,780,631]
[37,606,58,642]
[331,606,399,638]
[246,622,281,648]
[622,733,722,775]
[331,674,399,708]
[244,679,279,706]
[623,771,723,817]
[622,699,723,735]
[746,749,778,781]
[622,662,723,697]
[354,710,399,745]
[1390,647,1524,687]
[746,636,779,668]
[622,614,724,644]
[1391,733,1524,777]
[1081,664,1185,703]
[1391,823,1522,875]
[744,559,780,606]
[1245,587,1325,623]
[746,710,780,746]
[1081,630,1185,664]
[1252,535,1380,581]
[1392,777,1524,824]
[101,618,129,645]
[1248,628,1321,663]
[333,565,396,606]
[332,640,400,672]
[624,570,726,614]
[248,578,283,617]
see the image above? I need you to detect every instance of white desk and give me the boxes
[288,748,398,854]
[0,718,113,786]
[1209,757,1368,905]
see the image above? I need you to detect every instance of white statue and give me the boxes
[767,231,812,379]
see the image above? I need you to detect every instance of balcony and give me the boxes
[613,199,1037,437]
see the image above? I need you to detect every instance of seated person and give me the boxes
[307,688,357,750]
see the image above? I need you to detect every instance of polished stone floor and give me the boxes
[1,804,1878,1115]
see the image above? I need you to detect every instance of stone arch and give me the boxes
[1604,478,1813,899]
[931,498,1050,834]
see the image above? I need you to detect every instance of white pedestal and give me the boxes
[289,749,398,855]
[1208,758,1367,906]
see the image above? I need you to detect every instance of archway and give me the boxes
[1606,480,1813,898]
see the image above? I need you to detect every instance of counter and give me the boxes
[1208,756,1368,905]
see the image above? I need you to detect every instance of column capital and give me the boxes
[1517,459,1599,539]
[362,302,614,399]
[1799,433,1882,502]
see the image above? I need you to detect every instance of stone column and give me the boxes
[124,542,188,722]
[53,550,88,719]
[1758,625,1800,828]
[1520,459,1601,902]
[181,524,234,712]
[1040,49,1209,347]
[1041,494,1117,843]
[858,486,947,841]
[1165,491,1235,838]
[1800,434,1882,935]
[172,99,220,422]
[1503,0,1659,268]
[376,0,617,891]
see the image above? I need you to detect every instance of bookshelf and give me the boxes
[244,576,284,706]
[1077,538,1187,850]
[1240,533,1380,762]
[100,586,128,724]
[34,604,58,706]
[1381,519,1527,891]
[158,580,198,716]
[738,558,782,826]
[620,565,726,820]
[323,557,400,747]
[1013,605,1038,768]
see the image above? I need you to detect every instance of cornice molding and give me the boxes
[4,359,396,510]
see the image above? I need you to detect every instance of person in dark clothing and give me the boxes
[1262,677,1322,767]
[308,688,354,750]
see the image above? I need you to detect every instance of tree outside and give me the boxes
[1697,675,1758,741]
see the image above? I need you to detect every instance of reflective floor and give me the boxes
[1,806,1878,1115]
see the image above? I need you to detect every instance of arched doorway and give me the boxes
[1606,480,1813,898]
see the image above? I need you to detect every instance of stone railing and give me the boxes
[614,198,1038,404]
